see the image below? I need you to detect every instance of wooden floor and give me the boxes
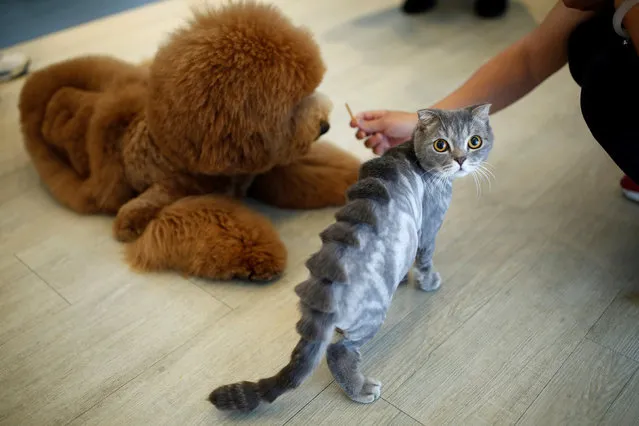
[1,0,638,425]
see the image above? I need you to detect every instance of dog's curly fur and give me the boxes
[18,1,360,282]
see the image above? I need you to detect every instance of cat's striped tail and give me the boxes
[209,287,337,412]
[210,211,353,412]
[209,335,329,412]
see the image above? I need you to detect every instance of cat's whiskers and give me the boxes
[471,169,481,198]
[426,174,446,198]
[475,167,490,192]
[478,163,496,180]
[421,172,437,195]
[421,170,451,202]
[476,163,495,191]
[472,169,484,198]
[482,161,497,172]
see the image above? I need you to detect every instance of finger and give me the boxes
[355,110,387,121]
[364,137,377,149]
[356,129,381,140]
[356,129,370,140]
[349,118,359,128]
[364,133,385,148]
[373,142,390,156]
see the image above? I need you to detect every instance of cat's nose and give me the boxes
[455,156,467,166]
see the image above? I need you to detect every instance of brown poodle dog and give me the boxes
[18,2,360,281]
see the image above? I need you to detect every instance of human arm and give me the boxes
[352,1,594,154]
[431,1,593,112]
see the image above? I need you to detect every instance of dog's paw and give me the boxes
[192,230,287,282]
[113,207,157,242]
[242,250,287,282]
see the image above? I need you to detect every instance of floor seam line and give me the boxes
[63,309,233,425]
[382,397,425,425]
[584,336,639,363]
[14,254,72,305]
[282,380,334,425]
[187,278,234,310]
[596,364,639,425]
[584,288,622,338]
[513,337,584,425]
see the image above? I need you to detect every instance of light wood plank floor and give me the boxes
[1,1,638,425]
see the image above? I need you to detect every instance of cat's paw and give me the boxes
[415,270,441,292]
[350,377,382,404]
[399,273,410,285]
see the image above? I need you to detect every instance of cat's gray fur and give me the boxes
[209,104,494,412]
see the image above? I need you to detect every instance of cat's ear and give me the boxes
[417,108,439,124]
[468,103,491,120]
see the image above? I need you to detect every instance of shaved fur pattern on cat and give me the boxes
[209,104,494,412]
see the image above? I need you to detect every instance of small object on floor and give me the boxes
[401,0,509,18]
[402,0,437,15]
[0,52,30,82]
[621,175,639,203]
[474,0,509,18]
[345,102,355,122]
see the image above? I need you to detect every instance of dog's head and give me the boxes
[146,1,331,175]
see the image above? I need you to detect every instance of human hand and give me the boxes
[349,110,418,155]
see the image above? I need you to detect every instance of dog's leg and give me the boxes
[125,195,286,281]
[113,183,187,242]
[248,142,360,209]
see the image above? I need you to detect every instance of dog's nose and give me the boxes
[319,121,330,136]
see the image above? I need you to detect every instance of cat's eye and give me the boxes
[468,135,483,149]
[433,139,449,152]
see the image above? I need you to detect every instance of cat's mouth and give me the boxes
[446,162,472,178]
[456,162,474,177]
[434,163,475,179]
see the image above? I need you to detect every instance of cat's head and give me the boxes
[413,104,493,179]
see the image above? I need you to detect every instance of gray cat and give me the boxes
[209,104,494,412]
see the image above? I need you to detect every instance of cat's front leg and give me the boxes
[327,325,383,404]
[413,267,441,292]
[412,246,441,292]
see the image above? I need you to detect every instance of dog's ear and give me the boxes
[146,2,326,174]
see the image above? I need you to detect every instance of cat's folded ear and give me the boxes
[468,103,492,120]
[417,108,439,124]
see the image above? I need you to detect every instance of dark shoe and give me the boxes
[474,0,509,18]
[402,0,437,15]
